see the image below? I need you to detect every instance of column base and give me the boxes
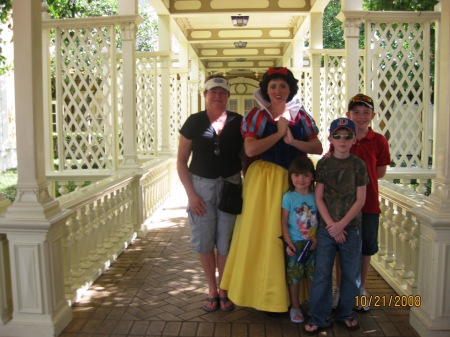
[0,305,72,337]
[410,307,450,337]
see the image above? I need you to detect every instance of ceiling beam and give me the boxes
[167,0,312,14]
[196,46,284,59]
[185,27,294,42]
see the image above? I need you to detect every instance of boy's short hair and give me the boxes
[329,117,356,135]
[348,94,374,110]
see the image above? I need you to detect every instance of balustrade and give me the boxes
[372,180,425,296]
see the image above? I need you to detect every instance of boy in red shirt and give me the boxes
[333,94,391,311]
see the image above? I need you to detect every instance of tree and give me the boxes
[0,0,158,75]
[0,0,13,75]
[323,0,439,49]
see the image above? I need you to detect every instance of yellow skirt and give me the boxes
[220,160,289,312]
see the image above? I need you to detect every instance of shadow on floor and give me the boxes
[60,190,420,337]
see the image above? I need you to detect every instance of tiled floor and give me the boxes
[60,189,420,337]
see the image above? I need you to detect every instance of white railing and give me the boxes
[372,179,427,296]
[56,157,176,304]
[0,156,176,319]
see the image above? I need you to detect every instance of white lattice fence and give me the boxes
[54,25,118,171]
[116,55,124,157]
[367,20,433,168]
[296,68,312,118]
[170,73,181,144]
[136,54,158,156]
[319,54,347,152]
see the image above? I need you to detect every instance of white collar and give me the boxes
[254,88,302,120]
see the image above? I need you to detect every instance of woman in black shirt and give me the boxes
[177,75,243,312]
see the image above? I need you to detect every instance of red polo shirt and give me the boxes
[350,128,391,214]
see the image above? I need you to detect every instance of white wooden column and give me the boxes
[188,50,200,116]
[410,1,450,336]
[0,1,72,336]
[339,0,363,103]
[118,0,140,168]
[308,10,323,125]
[158,15,173,154]
[178,39,189,131]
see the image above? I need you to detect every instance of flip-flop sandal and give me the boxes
[219,296,235,311]
[202,297,219,312]
[289,308,304,323]
[304,323,321,335]
[338,317,360,330]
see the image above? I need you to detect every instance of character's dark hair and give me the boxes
[287,156,316,192]
[259,67,299,102]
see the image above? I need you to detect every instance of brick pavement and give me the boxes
[60,190,420,337]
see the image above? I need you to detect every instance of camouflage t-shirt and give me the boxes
[316,154,369,229]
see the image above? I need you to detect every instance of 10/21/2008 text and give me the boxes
[355,295,421,307]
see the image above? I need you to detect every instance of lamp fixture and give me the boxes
[235,58,246,62]
[231,15,249,27]
[234,41,247,48]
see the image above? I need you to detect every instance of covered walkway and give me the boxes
[60,188,420,337]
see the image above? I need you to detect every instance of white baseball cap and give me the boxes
[204,77,230,92]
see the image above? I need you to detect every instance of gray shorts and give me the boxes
[188,173,241,255]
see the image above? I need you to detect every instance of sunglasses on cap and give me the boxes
[348,94,374,109]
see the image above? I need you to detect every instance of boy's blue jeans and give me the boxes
[308,226,361,327]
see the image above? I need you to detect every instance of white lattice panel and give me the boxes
[297,69,313,118]
[55,26,117,170]
[116,56,124,157]
[170,74,179,141]
[136,56,158,156]
[319,67,328,152]
[367,21,431,168]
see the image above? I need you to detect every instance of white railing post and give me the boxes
[383,201,395,265]
[391,207,404,276]
[377,201,388,261]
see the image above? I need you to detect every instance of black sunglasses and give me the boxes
[331,134,355,140]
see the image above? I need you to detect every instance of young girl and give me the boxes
[281,156,318,323]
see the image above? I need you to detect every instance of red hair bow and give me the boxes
[267,67,288,76]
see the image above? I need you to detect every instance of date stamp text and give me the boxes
[355,295,421,308]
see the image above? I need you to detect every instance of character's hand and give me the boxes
[277,117,289,136]
[283,128,294,145]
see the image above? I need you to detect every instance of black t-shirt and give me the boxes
[179,110,243,179]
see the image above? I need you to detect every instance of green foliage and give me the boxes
[0,0,13,75]
[46,0,118,18]
[0,168,17,201]
[363,0,438,11]
[137,10,159,52]
[323,0,344,49]
[323,0,439,50]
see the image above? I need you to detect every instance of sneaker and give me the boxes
[357,288,370,311]
[332,287,340,309]
[289,308,304,323]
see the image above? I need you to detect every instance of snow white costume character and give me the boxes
[220,67,322,312]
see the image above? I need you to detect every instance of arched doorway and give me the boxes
[227,77,259,115]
